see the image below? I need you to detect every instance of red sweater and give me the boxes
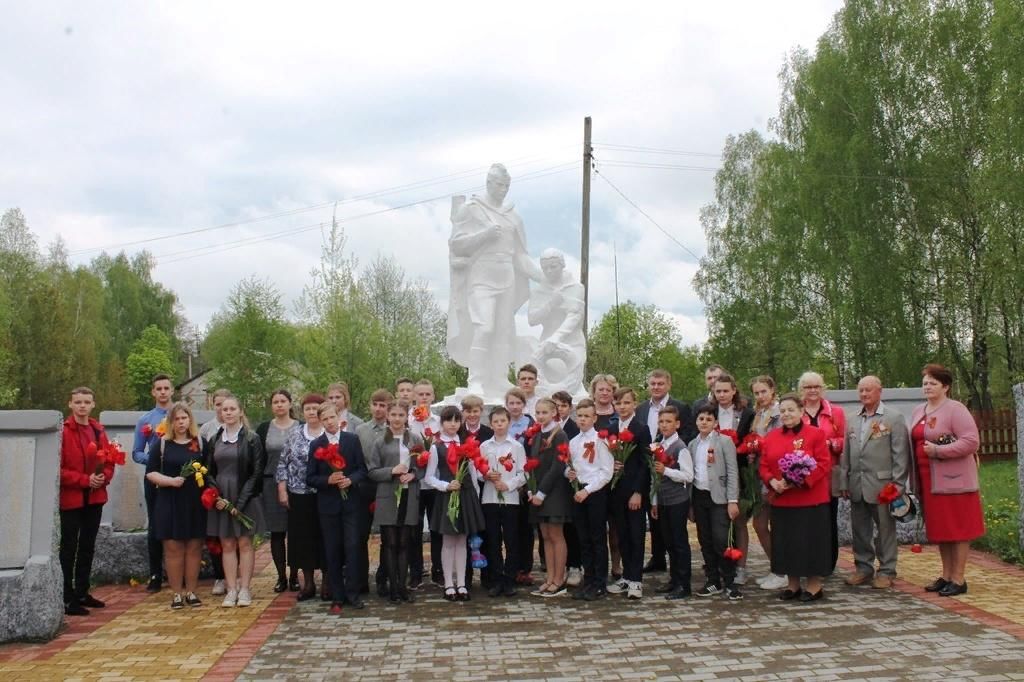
[60,416,114,510]
[759,424,831,507]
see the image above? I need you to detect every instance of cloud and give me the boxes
[1,0,844,352]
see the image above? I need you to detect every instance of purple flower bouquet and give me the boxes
[778,451,816,486]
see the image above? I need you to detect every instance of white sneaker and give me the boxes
[606,578,629,594]
[212,579,226,596]
[566,567,582,587]
[734,567,747,585]
[755,573,771,587]
[236,588,252,607]
[626,582,643,600]
[760,574,789,590]
[222,589,237,607]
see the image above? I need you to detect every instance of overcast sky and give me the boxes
[1,0,843,346]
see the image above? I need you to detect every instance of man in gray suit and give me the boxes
[839,376,910,589]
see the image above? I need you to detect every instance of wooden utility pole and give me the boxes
[580,116,592,336]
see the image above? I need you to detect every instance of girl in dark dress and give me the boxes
[527,398,572,596]
[256,389,299,593]
[146,402,207,609]
[424,406,485,602]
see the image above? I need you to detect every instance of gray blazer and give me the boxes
[368,430,425,526]
[839,402,910,503]
[687,431,739,506]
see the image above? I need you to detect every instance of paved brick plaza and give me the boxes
[3,541,1024,681]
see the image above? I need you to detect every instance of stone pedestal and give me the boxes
[0,411,64,643]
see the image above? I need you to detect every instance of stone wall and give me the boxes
[0,411,64,643]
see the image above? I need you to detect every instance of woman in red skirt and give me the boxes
[910,363,983,597]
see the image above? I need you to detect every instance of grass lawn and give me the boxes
[974,459,1023,565]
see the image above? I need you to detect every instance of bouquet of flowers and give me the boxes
[778,451,816,487]
[180,459,209,487]
[200,486,255,530]
[556,442,580,492]
[447,437,489,530]
[411,444,430,469]
[314,442,349,500]
[87,440,127,474]
[717,428,740,446]
[607,428,637,489]
[647,443,676,499]
[723,522,744,561]
[524,457,541,493]
[411,405,431,423]
[523,422,542,446]
[141,420,167,439]
[421,427,437,452]
[877,481,901,505]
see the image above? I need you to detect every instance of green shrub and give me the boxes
[973,460,1023,565]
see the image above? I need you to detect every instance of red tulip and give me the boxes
[524,458,540,473]
[911,544,923,553]
[618,429,634,443]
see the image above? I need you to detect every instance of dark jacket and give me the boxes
[611,419,652,504]
[561,417,580,440]
[459,423,494,444]
[635,397,696,444]
[306,431,367,515]
[205,425,266,514]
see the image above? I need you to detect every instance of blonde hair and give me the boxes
[165,401,199,440]
[589,373,619,397]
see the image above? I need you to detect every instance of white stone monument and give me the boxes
[445,163,588,404]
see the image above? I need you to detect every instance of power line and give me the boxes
[594,142,722,159]
[156,162,581,266]
[69,149,577,257]
[598,160,721,172]
[592,164,702,262]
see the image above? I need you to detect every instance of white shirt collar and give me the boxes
[325,430,340,444]
[221,426,241,443]
[304,424,324,440]
[660,432,679,448]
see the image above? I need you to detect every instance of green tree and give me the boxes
[202,277,296,420]
[125,325,177,408]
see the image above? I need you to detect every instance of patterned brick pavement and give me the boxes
[4,536,1024,681]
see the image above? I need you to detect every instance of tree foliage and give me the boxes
[696,0,1023,407]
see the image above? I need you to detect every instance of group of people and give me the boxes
[57,362,985,616]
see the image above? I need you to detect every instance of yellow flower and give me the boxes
[200,466,208,474]
[196,474,204,487]
[129,577,141,587]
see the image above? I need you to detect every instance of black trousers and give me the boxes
[830,495,839,574]
[59,504,103,603]
[320,510,362,604]
[565,521,581,569]
[658,500,692,591]
[517,497,534,573]
[611,498,645,583]
[143,479,163,578]
[382,489,415,596]
[692,488,735,588]
[648,510,667,566]
[411,489,443,580]
[574,489,609,590]
[483,503,520,588]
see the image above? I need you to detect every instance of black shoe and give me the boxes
[65,602,90,616]
[696,583,721,598]
[457,587,470,602]
[360,584,370,595]
[924,577,950,593]
[146,575,161,593]
[185,592,202,607]
[444,588,457,601]
[408,579,423,591]
[376,583,389,598]
[389,592,401,603]
[655,583,678,594]
[170,593,184,609]
[399,590,415,603]
[502,585,518,598]
[799,589,824,602]
[79,594,105,608]
[297,590,316,602]
[779,588,803,601]
[288,578,301,592]
[571,587,591,601]
[583,587,607,601]
[273,578,288,593]
[938,581,967,597]
[643,561,667,573]
[431,571,445,587]
[488,585,504,598]
[350,598,367,609]
[664,588,691,601]
[726,586,743,601]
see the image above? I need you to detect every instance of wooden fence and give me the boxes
[973,409,1017,461]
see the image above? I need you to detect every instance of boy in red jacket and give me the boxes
[60,386,115,616]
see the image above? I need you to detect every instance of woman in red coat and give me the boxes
[759,393,832,602]
[911,364,983,597]
[60,386,115,616]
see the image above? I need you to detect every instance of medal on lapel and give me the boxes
[707,446,716,465]
[793,438,804,449]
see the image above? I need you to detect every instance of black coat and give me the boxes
[610,420,652,504]
[305,431,368,515]
[635,397,696,444]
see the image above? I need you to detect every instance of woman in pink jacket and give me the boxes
[910,364,983,597]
